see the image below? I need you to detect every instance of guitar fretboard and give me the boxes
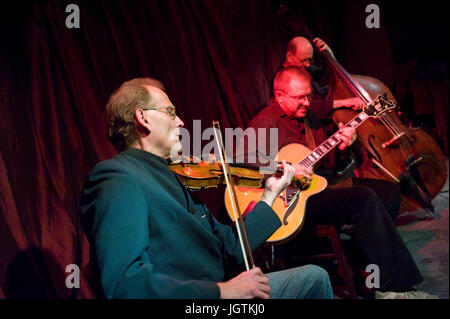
[299,112,370,168]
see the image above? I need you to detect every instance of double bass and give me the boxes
[324,58,447,213]
[278,5,447,214]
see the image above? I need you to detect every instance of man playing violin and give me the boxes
[80,77,333,299]
[242,66,436,299]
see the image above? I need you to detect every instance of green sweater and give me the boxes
[80,147,281,298]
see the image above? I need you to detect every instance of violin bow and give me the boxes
[212,121,255,270]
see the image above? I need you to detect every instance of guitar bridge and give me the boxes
[284,186,299,206]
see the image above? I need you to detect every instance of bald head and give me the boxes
[273,66,312,118]
[284,37,314,68]
[286,37,313,54]
[273,66,311,93]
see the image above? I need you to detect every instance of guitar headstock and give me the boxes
[364,95,396,118]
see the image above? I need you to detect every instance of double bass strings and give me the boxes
[378,112,410,159]
[378,115,398,136]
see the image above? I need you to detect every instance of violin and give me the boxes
[169,158,310,191]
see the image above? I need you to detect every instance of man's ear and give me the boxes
[274,90,283,106]
[134,109,151,134]
[286,51,294,63]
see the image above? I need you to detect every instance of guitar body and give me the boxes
[225,97,394,244]
[225,143,328,244]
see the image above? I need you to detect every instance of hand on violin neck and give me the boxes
[291,164,313,189]
[293,164,313,180]
[260,160,295,207]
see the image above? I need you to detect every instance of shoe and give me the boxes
[375,290,439,299]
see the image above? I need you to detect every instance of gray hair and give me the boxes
[105,78,165,152]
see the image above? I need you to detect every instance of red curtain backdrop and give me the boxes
[0,0,447,298]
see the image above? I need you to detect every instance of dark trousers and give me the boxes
[289,178,423,292]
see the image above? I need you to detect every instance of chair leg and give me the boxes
[327,227,358,299]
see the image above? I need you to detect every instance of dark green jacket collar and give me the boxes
[123,147,170,170]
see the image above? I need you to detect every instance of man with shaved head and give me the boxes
[80,77,334,299]
[285,36,318,68]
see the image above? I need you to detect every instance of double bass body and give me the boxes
[329,74,447,213]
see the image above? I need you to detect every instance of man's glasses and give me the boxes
[142,105,177,120]
[299,57,314,65]
[277,91,313,104]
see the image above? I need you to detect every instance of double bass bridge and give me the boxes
[382,132,406,148]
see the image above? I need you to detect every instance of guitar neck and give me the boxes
[299,111,370,168]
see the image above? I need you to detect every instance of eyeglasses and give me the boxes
[141,105,177,120]
[299,57,314,65]
[277,91,313,104]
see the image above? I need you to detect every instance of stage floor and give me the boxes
[396,159,449,299]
